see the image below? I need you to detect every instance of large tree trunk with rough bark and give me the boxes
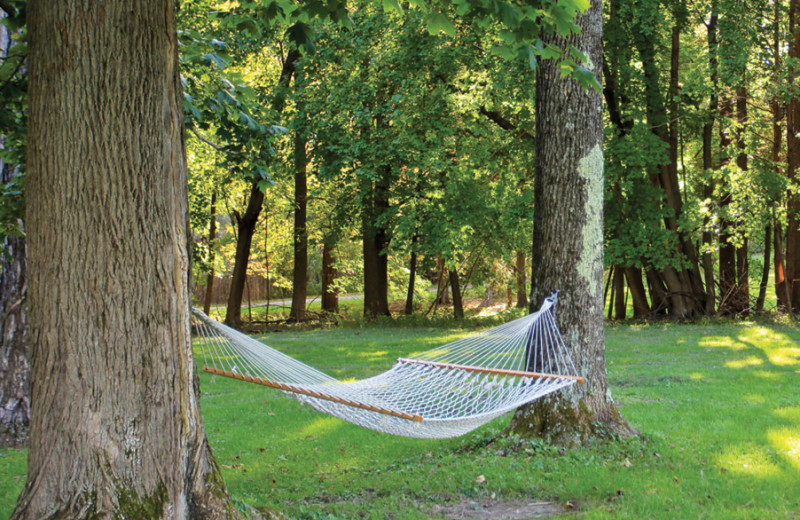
[508,2,634,446]
[0,11,29,448]
[13,2,248,518]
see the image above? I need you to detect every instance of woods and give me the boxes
[1,0,800,518]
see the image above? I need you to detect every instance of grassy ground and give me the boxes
[1,315,798,519]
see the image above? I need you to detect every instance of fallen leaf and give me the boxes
[475,475,486,484]
[564,501,575,510]
[622,458,632,468]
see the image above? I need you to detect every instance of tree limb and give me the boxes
[189,126,224,150]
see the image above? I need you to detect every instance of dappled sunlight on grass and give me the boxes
[717,445,780,478]
[724,355,764,369]
[698,336,747,350]
[767,429,800,471]
[297,416,345,438]
[689,372,705,380]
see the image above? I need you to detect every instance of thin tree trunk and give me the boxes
[734,87,750,314]
[405,250,417,315]
[613,266,626,320]
[786,0,800,312]
[646,268,669,315]
[289,122,308,323]
[450,267,464,319]
[515,250,528,308]
[508,2,634,445]
[362,172,391,318]
[321,240,338,313]
[225,184,264,327]
[702,8,719,315]
[203,191,217,315]
[756,225,772,312]
[13,2,249,517]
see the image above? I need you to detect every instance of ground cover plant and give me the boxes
[1,315,798,519]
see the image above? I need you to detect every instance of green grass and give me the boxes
[1,317,799,519]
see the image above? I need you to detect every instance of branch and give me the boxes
[189,126,223,151]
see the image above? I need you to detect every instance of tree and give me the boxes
[0,1,29,447]
[13,2,249,517]
[508,0,635,444]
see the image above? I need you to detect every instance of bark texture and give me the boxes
[320,240,338,313]
[508,2,635,445]
[787,0,800,312]
[289,126,308,323]
[225,184,264,327]
[362,172,391,318]
[0,175,28,447]
[15,2,242,517]
[0,13,29,447]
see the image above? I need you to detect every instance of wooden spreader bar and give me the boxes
[202,367,424,422]
[396,358,585,384]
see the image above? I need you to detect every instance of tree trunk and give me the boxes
[289,124,308,323]
[225,184,264,327]
[702,9,719,315]
[405,250,417,315]
[362,172,390,318]
[0,12,29,448]
[624,267,650,318]
[14,2,247,517]
[613,266,626,320]
[203,191,217,315]
[450,268,464,319]
[321,240,338,313]
[787,0,800,312]
[756,225,772,312]
[508,2,634,445]
[515,250,528,308]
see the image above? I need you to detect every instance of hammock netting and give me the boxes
[192,295,583,439]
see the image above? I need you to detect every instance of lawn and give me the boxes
[1,315,798,519]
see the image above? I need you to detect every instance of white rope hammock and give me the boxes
[192,294,584,439]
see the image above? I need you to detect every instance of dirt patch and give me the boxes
[431,499,573,519]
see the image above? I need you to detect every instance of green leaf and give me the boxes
[559,0,591,13]
[382,0,403,13]
[490,45,517,60]
[426,13,456,37]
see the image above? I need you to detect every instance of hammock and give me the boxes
[192,294,584,439]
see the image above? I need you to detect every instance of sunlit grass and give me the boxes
[0,317,798,519]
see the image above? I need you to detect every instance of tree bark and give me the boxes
[404,250,417,315]
[0,12,29,448]
[786,0,800,312]
[289,123,308,323]
[225,184,264,327]
[624,267,650,318]
[14,2,245,517]
[449,267,464,320]
[203,191,217,315]
[702,9,719,315]
[321,240,338,313]
[508,2,635,445]
[515,250,528,308]
[613,266,626,320]
[362,171,391,318]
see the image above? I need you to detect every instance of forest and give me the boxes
[2,0,799,326]
[0,0,799,518]
[169,0,800,325]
